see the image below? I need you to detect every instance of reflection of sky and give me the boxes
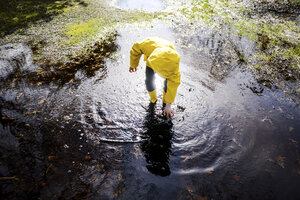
[117,0,164,11]
[154,75,165,95]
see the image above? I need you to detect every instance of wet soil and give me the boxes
[1,0,300,200]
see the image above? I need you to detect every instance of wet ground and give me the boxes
[1,0,300,200]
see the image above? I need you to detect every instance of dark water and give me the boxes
[1,3,300,200]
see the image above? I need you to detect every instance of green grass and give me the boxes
[0,0,78,36]
[179,0,300,77]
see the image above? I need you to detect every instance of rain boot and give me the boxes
[148,90,157,104]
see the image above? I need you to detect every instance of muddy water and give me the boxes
[1,4,300,200]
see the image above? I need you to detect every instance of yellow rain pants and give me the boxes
[130,37,181,103]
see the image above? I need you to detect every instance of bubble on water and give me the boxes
[68,170,72,173]
[64,144,69,149]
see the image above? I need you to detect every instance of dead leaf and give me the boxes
[48,155,56,160]
[85,155,92,160]
[41,182,47,186]
[16,93,23,100]
[114,188,125,198]
[64,116,72,120]
[233,175,240,181]
[276,156,286,168]
[187,187,195,193]
[206,167,214,174]
[233,138,243,148]
[0,176,19,181]
[183,157,189,162]
[38,98,45,104]
[45,164,52,174]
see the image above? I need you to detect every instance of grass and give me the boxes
[179,0,300,77]
[0,0,162,63]
[65,19,102,45]
[0,0,80,37]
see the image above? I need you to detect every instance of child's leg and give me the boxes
[162,79,167,106]
[145,66,157,103]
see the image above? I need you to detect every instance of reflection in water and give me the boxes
[1,17,300,199]
[141,103,173,176]
[117,0,164,11]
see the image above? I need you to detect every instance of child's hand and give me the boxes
[163,103,174,119]
[129,67,137,72]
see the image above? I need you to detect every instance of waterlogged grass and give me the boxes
[64,10,159,46]
[179,0,300,78]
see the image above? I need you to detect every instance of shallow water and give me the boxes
[115,0,165,11]
[1,2,300,200]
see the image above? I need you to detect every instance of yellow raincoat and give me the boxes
[130,37,181,103]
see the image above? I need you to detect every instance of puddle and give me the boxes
[115,0,165,11]
[1,18,300,200]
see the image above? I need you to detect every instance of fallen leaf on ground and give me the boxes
[233,175,240,181]
[38,98,45,104]
[16,93,23,99]
[276,156,286,168]
[206,167,214,174]
[48,155,56,160]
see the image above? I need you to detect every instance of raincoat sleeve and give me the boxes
[165,73,181,103]
[130,42,143,69]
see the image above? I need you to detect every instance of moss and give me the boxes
[254,64,262,71]
[65,19,103,45]
[25,12,40,19]
[63,7,159,46]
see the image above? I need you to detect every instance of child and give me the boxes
[129,37,181,119]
